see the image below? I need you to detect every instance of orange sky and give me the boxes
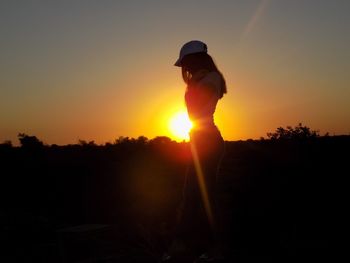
[1,1,349,145]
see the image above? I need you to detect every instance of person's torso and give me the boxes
[185,70,223,132]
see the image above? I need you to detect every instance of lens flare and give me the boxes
[189,141,214,227]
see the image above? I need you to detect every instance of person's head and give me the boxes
[174,40,227,98]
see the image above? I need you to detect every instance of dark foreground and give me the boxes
[0,135,347,262]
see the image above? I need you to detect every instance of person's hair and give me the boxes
[181,52,227,98]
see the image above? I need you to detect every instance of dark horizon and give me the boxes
[1,128,346,262]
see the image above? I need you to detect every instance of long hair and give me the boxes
[181,52,227,98]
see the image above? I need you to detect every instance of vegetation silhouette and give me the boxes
[266,123,326,140]
[18,133,44,149]
[0,124,347,262]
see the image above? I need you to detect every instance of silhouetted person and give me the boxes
[162,40,227,262]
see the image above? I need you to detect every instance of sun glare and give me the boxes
[168,111,193,141]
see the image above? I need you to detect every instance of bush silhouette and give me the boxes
[266,123,320,140]
[18,133,44,149]
[0,140,12,149]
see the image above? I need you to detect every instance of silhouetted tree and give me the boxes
[267,123,320,140]
[114,136,131,145]
[78,139,97,147]
[149,136,173,145]
[0,140,13,151]
[18,133,44,149]
[136,136,148,145]
[0,140,12,146]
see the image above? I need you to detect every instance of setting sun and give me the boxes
[168,111,193,141]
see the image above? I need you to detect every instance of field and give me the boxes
[0,135,347,262]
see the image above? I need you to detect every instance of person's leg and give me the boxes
[165,163,201,260]
[176,163,201,241]
[195,136,226,260]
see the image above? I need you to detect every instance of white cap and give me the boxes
[174,40,208,67]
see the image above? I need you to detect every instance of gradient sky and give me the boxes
[1,0,349,145]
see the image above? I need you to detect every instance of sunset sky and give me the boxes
[1,0,349,145]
